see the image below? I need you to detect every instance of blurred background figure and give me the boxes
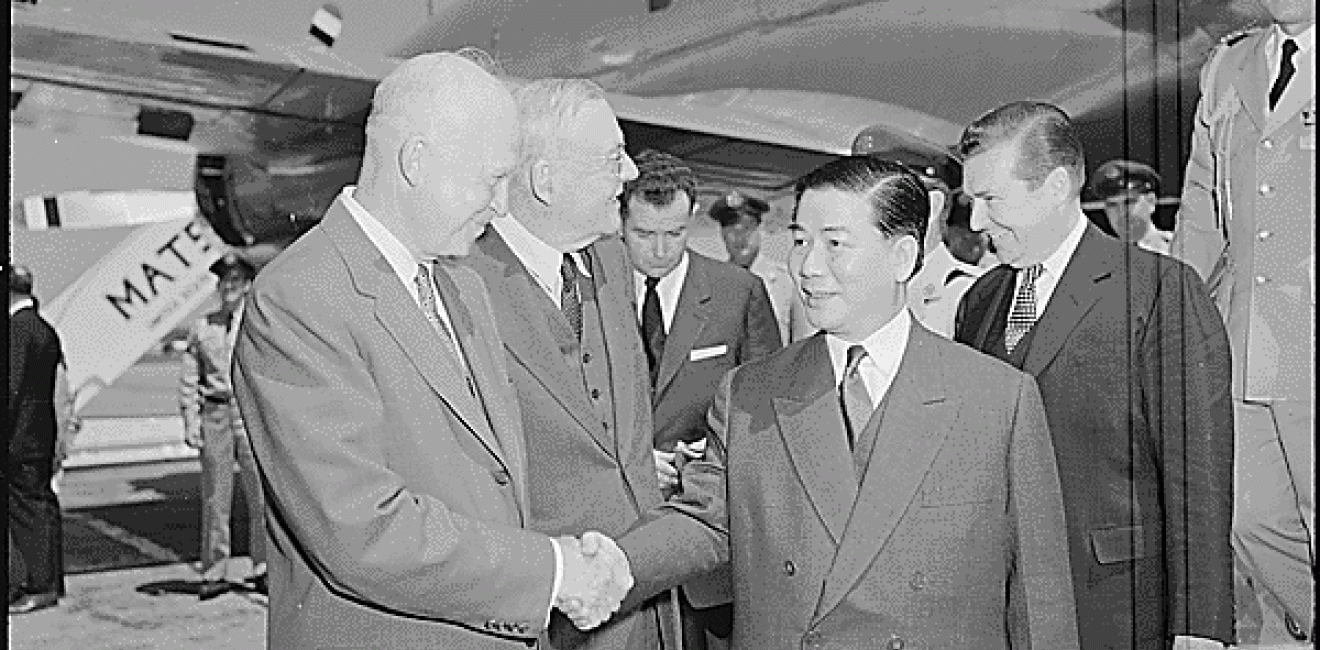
[7,263,67,614]
[1089,159,1172,255]
[179,252,266,601]
[708,192,808,343]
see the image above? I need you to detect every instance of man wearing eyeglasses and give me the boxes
[462,78,677,650]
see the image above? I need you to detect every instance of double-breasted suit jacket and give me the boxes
[463,228,672,650]
[233,199,556,650]
[955,224,1235,648]
[619,321,1080,650]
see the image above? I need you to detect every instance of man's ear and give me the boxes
[1044,167,1073,202]
[529,160,554,205]
[398,137,425,187]
[893,234,921,282]
[927,188,948,227]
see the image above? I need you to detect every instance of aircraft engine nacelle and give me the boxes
[194,153,361,247]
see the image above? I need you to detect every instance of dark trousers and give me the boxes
[679,589,732,650]
[7,460,65,598]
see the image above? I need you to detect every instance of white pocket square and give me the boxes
[689,344,728,361]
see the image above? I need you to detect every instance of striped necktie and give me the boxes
[839,345,872,451]
[560,253,583,341]
[1005,264,1043,354]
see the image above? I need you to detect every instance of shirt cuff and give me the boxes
[547,537,564,626]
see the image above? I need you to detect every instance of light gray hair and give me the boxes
[513,78,607,165]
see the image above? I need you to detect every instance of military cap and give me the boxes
[7,264,35,295]
[709,191,770,227]
[208,252,256,279]
[1089,159,1161,200]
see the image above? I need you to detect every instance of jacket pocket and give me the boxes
[1090,525,1152,564]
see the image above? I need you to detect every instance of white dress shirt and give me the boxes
[1266,22,1315,114]
[490,213,591,308]
[1015,213,1088,317]
[825,309,913,408]
[632,250,690,333]
[340,188,563,615]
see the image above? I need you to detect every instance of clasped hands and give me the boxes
[554,531,634,630]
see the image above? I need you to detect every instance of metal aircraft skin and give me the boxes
[11,0,1265,243]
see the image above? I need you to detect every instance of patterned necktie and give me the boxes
[560,253,583,341]
[839,345,872,451]
[1005,264,1043,354]
[641,276,666,385]
[1269,38,1298,111]
[416,262,469,374]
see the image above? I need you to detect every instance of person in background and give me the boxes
[7,263,66,614]
[180,252,266,600]
[954,101,1234,650]
[620,148,781,650]
[709,192,808,343]
[1088,159,1172,255]
[1172,0,1315,642]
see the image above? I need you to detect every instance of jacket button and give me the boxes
[888,635,905,650]
[1259,183,1272,194]
[582,352,591,363]
[1258,230,1272,240]
[491,469,510,485]
[909,571,925,591]
[1255,275,1269,285]
[784,560,796,576]
[1262,138,1274,149]
[802,630,822,649]
[591,388,601,399]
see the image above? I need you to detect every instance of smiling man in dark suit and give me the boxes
[954,101,1235,650]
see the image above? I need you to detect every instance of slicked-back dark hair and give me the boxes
[619,149,698,218]
[956,101,1086,194]
[794,155,930,277]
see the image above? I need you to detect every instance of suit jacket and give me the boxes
[463,228,670,650]
[651,251,782,451]
[955,223,1235,649]
[232,198,556,650]
[619,323,1080,650]
[8,306,63,462]
[1173,25,1315,402]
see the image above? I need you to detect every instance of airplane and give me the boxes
[10,0,1264,417]
[13,0,1265,244]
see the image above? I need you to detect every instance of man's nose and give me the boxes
[969,200,989,232]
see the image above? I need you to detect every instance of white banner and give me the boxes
[20,190,199,230]
[44,216,229,412]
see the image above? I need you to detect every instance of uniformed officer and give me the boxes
[1172,0,1315,643]
[179,252,266,600]
[1089,159,1172,255]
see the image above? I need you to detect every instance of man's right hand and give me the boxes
[554,531,634,630]
[653,449,678,492]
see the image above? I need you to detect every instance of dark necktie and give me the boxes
[1269,38,1298,110]
[560,253,583,341]
[641,276,666,385]
[1005,264,1043,354]
[839,345,872,451]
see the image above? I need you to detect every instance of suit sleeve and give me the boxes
[1005,374,1081,650]
[232,281,556,638]
[1144,262,1235,643]
[1171,50,1229,284]
[179,323,203,436]
[616,369,734,606]
[742,275,784,362]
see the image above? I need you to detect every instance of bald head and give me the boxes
[356,50,519,259]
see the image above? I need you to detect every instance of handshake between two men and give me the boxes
[554,531,635,631]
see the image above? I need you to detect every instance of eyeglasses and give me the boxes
[560,147,630,176]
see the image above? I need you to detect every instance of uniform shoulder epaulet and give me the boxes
[1219,26,1262,49]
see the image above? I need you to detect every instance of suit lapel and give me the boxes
[1235,33,1271,133]
[473,230,605,446]
[968,267,1015,350]
[654,254,711,398]
[587,238,649,463]
[772,337,857,545]
[1022,224,1113,377]
[815,326,954,622]
[322,201,506,468]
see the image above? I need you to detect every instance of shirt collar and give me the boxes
[1037,212,1088,279]
[1271,22,1315,57]
[825,308,912,387]
[341,186,425,302]
[491,213,592,300]
[9,298,35,317]
[633,249,689,293]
